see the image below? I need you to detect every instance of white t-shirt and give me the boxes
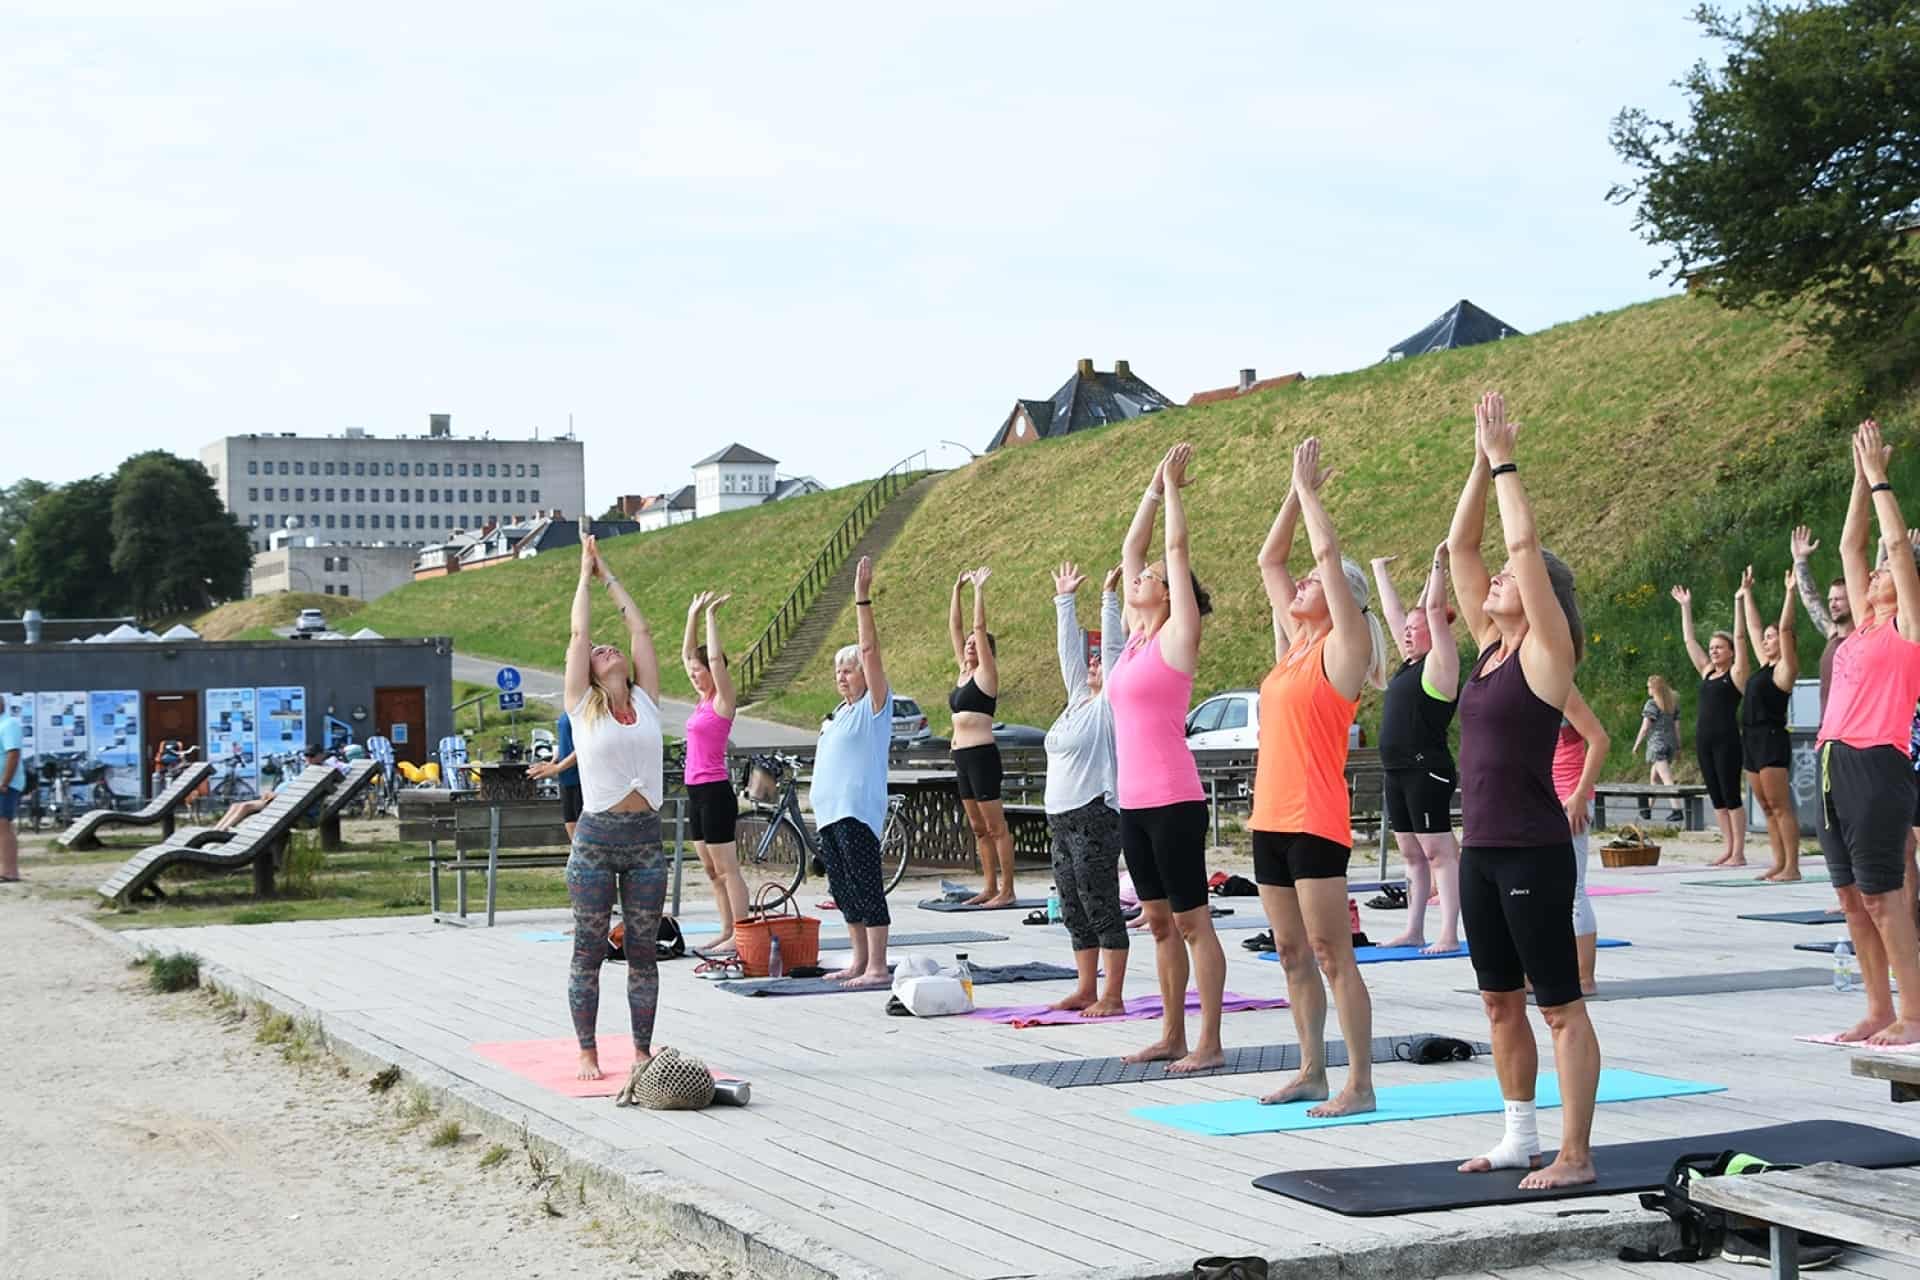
[570,688,663,813]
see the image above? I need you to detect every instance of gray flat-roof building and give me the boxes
[201,413,586,554]
[249,540,420,602]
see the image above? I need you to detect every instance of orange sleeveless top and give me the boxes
[1251,631,1359,843]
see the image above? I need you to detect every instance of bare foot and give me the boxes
[839,970,891,989]
[823,965,863,982]
[576,1049,603,1081]
[1306,1085,1376,1119]
[1868,1019,1920,1047]
[1458,1152,1543,1174]
[1581,982,1598,997]
[1168,1046,1227,1074]
[1707,852,1732,867]
[962,890,994,906]
[1082,996,1128,1018]
[1773,873,1803,883]
[1381,931,1426,949]
[1123,1038,1186,1065]
[695,936,736,957]
[1520,1154,1597,1190]
[1422,936,1461,956]
[980,892,1017,908]
[1724,857,1748,867]
[1049,991,1095,1012]
[1259,1072,1329,1105]
[1837,1013,1896,1043]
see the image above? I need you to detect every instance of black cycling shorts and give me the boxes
[1741,727,1791,774]
[1250,830,1351,887]
[953,742,1004,803]
[1459,843,1581,1009]
[1697,734,1744,811]
[684,779,739,845]
[1824,742,1914,897]
[1120,800,1210,914]
[560,783,584,825]
[1384,768,1457,836]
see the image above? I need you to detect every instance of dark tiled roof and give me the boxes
[666,484,695,511]
[693,443,778,467]
[1387,300,1522,358]
[1187,372,1305,406]
[986,364,1171,452]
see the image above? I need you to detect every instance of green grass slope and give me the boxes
[756,293,1917,781]
[337,484,867,703]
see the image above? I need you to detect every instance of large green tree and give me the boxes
[0,477,53,615]
[5,476,124,617]
[1609,1,1920,379]
[109,451,253,617]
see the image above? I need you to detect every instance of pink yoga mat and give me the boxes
[967,990,1287,1029]
[1586,885,1657,897]
[471,1037,734,1098]
[1795,1032,1920,1052]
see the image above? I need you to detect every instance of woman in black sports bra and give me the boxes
[1672,583,1748,867]
[950,568,1015,906]
[1734,563,1802,880]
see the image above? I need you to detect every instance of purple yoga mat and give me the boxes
[967,990,1288,1029]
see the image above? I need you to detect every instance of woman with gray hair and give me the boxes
[1249,436,1388,1116]
[1671,583,1748,867]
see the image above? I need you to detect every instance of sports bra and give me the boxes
[950,676,997,717]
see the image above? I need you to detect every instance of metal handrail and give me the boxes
[737,452,936,696]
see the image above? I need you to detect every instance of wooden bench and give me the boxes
[1594,782,1712,831]
[1852,1051,1920,1104]
[399,791,570,927]
[1691,1161,1920,1278]
[58,760,215,850]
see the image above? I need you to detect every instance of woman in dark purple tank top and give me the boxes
[1444,391,1601,1194]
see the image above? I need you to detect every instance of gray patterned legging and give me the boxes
[566,808,667,1053]
[1048,798,1129,952]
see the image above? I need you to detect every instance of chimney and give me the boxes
[1239,368,1256,392]
[1114,359,1131,379]
[23,609,43,645]
[429,413,451,438]
[1076,358,1095,379]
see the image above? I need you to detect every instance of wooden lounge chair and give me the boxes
[97,765,342,904]
[314,760,380,850]
[58,760,215,850]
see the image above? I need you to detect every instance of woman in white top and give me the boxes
[562,536,667,1082]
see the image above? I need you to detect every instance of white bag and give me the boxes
[894,973,974,1017]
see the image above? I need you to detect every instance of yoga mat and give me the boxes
[518,921,721,943]
[989,1034,1492,1088]
[718,960,1077,997]
[1624,862,1755,876]
[470,1038,736,1099]
[817,929,1007,951]
[967,990,1288,1029]
[1584,885,1656,897]
[1795,940,1845,954]
[1740,909,1846,926]
[920,897,1051,913]
[1538,968,1831,1002]
[1257,938,1630,966]
[1134,1069,1723,1137]
[1796,1032,1920,1051]
[1252,1120,1920,1215]
[1687,873,1832,888]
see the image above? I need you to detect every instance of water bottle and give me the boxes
[1047,884,1062,923]
[768,935,785,979]
[1834,941,1858,993]
[954,952,974,1003]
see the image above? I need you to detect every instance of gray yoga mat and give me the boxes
[1688,873,1832,888]
[1740,909,1847,926]
[719,960,1076,997]
[817,929,1007,951]
[1456,968,1835,1003]
[920,896,1050,913]
[1795,940,1845,954]
[988,1034,1492,1089]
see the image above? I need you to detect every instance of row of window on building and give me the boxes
[245,458,540,479]
[250,512,515,533]
[245,486,540,506]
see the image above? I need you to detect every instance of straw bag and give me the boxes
[741,754,781,805]
[1599,823,1661,868]
[614,1047,715,1110]
[733,883,821,977]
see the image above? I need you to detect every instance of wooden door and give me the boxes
[142,691,200,799]
[375,686,426,765]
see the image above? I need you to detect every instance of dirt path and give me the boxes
[0,875,752,1280]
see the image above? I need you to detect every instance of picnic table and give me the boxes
[1852,1051,1920,1104]
[1691,1161,1920,1278]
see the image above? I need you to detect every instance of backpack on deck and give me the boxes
[1619,1150,1841,1264]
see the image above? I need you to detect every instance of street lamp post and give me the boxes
[938,439,979,462]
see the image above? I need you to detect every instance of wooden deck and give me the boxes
[116,862,1920,1279]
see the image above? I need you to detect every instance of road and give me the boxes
[450,653,815,747]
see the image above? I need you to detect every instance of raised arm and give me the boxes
[1561,685,1610,836]
[970,567,998,696]
[1100,563,1126,671]
[1732,567,1755,689]
[1158,443,1201,674]
[1292,437,1371,699]
[949,572,969,670]
[1422,542,1461,700]
[853,556,888,713]
[1446,408,1496,650]
[599,552,659,706]
[1775,569,1800,690]
[681,592,704,671]
[1053,562,1089,701]
[1259,487,1303,652]
[1671,585,1712,678]
[705,593,737,719]
[1372,555,1412,660]
[1841,428,1875,627]
[1858,420,1920,639]
[1478,393,1575,704]
[1790,525,1834,638]
[563,539,595,709]
[1121,457,1165,612]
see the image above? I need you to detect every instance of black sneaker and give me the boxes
[1721,1230,1843,1269]
[1241,931,1274,952]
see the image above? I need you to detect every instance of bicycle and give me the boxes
[734,752,914,911]
[212,749,258,805]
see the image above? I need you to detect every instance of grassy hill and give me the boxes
[753,293,1915,780]
[183,592,360,641]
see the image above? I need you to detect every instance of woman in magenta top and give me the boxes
[681,591,748,956]
[1819,420,1920,1047]
[1108,442,1226,1075]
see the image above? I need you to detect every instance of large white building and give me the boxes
[693,443,781,519]
[201,413,586,554]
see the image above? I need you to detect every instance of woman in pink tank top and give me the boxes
[1107,442,1226,1075]
[681,591,748,956]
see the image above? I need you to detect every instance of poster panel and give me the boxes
[35,692,88,764]
[87,690,142,801]
[0,692,35,780]
[205,687,257,785]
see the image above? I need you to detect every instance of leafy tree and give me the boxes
[109,452,253,617]
[598,501,629,523]
[0,477,53,615]
[5,476,124,617]
[1609,1,1920,380]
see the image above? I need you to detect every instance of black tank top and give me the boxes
[1742,665,1791,734]
[949,676,996,716]
[1378,656,1456,772]
[1697,670,1741,742]
[1457,644,1570,848]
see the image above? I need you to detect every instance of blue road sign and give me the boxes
[498,690,525,712]
[496,666,522,692]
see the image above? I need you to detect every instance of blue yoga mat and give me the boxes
[1256,938,1631,966]
[1133,1068,1723,1136]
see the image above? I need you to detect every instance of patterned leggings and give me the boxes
[817,817,891,927]
[1048,798,1129,951]
[567,808,667,1053]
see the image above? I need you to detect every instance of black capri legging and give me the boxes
[1459,843,1581,1009]
[1697,733,1744,811]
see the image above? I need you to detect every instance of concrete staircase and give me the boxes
[746,473,941,700]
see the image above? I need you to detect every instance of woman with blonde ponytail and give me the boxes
[1246,436,1383,1118]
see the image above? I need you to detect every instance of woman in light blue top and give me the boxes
[1043,561,1130,1016]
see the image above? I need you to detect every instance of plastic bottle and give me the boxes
[768,935,785,980]
[954,952,974,1003]
[1834,940,1857,993]
[1047,884,1062,923]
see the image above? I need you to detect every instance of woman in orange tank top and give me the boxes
[1251,437,1388,1117]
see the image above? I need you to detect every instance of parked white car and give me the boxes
[295,608,328,634]
[891,696,932,744]
[1186,689,1259,750]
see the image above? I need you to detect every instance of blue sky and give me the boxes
[1,2,1704,513]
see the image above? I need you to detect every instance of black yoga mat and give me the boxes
[920,897,1050,913]
[1739,909,1847,926]
[817,929,1007,951]
[988,1034,1490,1089]
[1795,940,1845,954]
[719,960,1075,997]
[1253,1120,1920,1215]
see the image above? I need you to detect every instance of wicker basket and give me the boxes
[1599,823,1661,868]
[734,883,821,977]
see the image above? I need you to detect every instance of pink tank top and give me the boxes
[1551,721,1586,804]
[1820,620,1920,752]
[683,697,733,786]
[1106,629,1205,810]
